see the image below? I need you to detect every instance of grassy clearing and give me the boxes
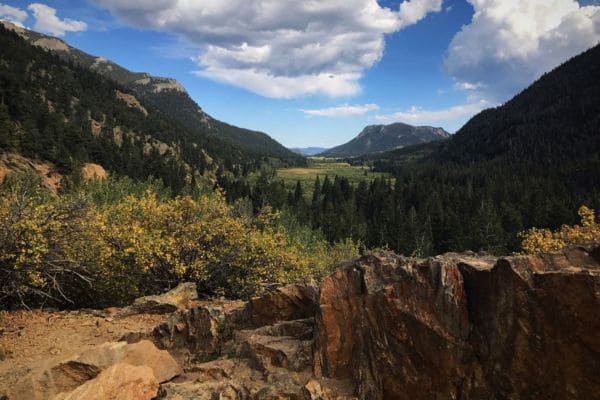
[276,158,391,193]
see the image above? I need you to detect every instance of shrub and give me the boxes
[95,191,308,302]
[0,176,358,309]
[520,206,600,254]
[0,176,99,308]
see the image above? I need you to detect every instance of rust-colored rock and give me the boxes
[229,280,319,329]
[8,340,180,399]
[152,304,226,362]
[52,363,159,400]
[118,282,199,317]
[314,247,600,399]
[81,163,107,181]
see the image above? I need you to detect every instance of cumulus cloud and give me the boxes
[375,100,491,126]
[28,3,87,37]
[300,103,379,117]
[399,0,443,27]
[0,4,28,27]
[94,0,443,98]
[445,0,600,102]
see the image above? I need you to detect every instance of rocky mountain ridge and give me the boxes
[320,122,449,157]
[2,245,598,399]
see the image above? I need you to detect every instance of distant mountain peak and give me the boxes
[322,122,449,157]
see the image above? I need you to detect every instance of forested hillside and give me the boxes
[0,21,302,164]
[0,26,301,191]
[221,44,600,256]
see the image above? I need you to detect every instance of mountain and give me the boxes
[275,43,600,257]
[0,24,301,192]
[0,21,303,164]
[290,147,329,156]
[320,123,449,157]
[433,46,600,166]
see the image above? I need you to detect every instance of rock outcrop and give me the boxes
[8,340,180,400]
[314,246,600,399]
[118,282,199,317]
[3,247,599,400]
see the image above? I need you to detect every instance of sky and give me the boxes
[1,1,599,148]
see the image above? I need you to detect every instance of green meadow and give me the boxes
[276,158,391,194]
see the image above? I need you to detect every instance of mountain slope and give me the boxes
[288,43,600,257]
[0,24,266,191]
[0,21,303,164]
[435,44,600,165]
[321,122,449,157]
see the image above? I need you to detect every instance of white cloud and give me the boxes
[455,81,484,91]
[95,0,443,98]
[300,103,379,117]
[375,100,491,126]
[445,0,600,102]
[0,4,28,27]
[399,0,443,27]
[195,68,362,98]
[28,3,87,37]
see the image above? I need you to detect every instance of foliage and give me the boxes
[274,159,390,196]
[0,25,303,194]
[0,175,98,308]
[520,206,600,254]
[0,176,357,309]
[216,43,600,257]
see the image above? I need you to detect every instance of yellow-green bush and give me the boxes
[520,206,600,254]
[95,191,310,302]
[0,178,100,307]
[0,177,358,308]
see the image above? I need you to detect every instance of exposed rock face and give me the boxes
[314,247,600,399]
[118,282,199,317]
[115,90,148,116]
[152,302,241,362]
[81,163,107,181]
[151,281,318,363]
[228,280,319,329]
[3,248,599,399]
[0,153,63,192]
[52,363,159,400]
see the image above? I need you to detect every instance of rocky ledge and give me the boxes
[2,246,599,399]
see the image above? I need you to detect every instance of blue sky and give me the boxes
[1,1,599,148]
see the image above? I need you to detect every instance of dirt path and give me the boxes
[0,309,166,393]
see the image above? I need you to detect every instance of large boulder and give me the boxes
[119,283,199,316]
[52,363,159,400]
[63,340,181,383]
[8,340,180,399]
[313,247,600,399]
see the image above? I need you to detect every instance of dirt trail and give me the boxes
[0,309,166,393]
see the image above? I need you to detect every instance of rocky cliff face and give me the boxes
[314,246,600,399]
[2,246,598,399]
